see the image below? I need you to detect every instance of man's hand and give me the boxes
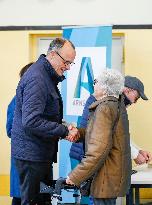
[66,177,75,185]
[65,125,80,142]
[134,150,152,165]
[139,150,152,163]
[134,153,146,165]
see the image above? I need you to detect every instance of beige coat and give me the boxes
[68,96,131,198]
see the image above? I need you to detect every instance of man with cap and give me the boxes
[123,76,151,164]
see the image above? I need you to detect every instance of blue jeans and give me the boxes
[93,198,116,205]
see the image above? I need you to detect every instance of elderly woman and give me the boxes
[66,69,131,205]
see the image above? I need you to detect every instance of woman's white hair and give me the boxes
[96,68,124,97]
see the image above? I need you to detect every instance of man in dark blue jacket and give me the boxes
[11,38,76,205]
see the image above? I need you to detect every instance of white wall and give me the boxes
[0,0,152,26]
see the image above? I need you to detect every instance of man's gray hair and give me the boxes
[47,37,75,55]
[96,68,124,97]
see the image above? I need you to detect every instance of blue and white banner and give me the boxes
[59,25,112,202]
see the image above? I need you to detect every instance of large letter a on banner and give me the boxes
[74,57,94,98]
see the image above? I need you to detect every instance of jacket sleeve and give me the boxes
[77,128,86,142]
[22,76,69,139]
[6,97,16,138]
[130,140,140,159]
[68,105,115,186]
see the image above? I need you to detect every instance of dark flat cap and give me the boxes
[125,76,148,100]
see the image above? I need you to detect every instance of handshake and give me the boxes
[66,124,80,142]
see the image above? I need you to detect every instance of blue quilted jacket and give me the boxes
[6,96,16,138]
[69,95,96,161]
[11,55,69,162]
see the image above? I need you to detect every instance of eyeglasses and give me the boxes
[93,79,98,85]
[55,51,75,66]
[134,94,140,103]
